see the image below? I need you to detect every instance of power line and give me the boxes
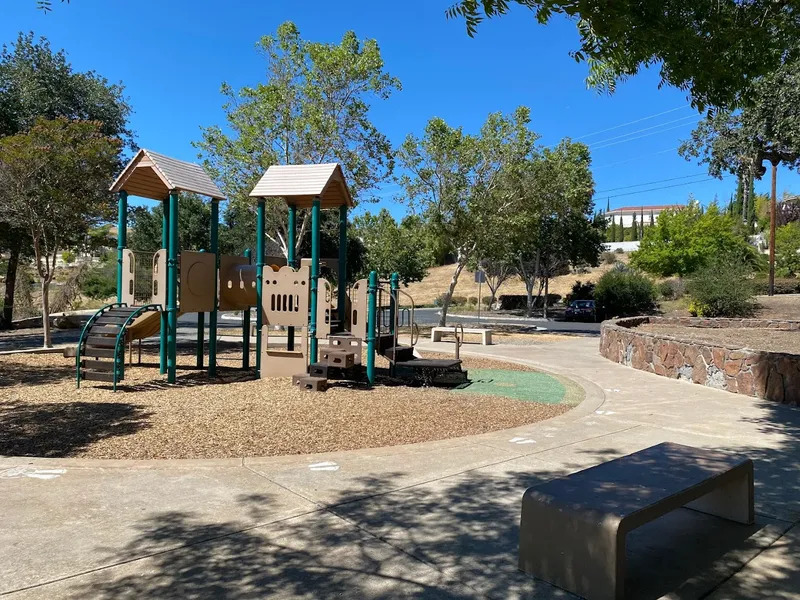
[592,121,698,151]
[587,115,698,148]
[596,173,710,194]
[574,105,691,140]
[596,176,732,200]
[593,148,678,170]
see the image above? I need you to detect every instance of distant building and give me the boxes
[605,204,685,228]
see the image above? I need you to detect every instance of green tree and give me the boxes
[195,22,399,259]
[128,193,212,253]
[510,139,597,316]
[0,118,122,347]
[447,0,800,109]
[631,212,639,241]
[353,209,430,284]
[775,222,800,277]
[0,33,132,328]
[680,58,800,291]
[607,215,617,243]
[397,107,539,325]
[649,210,655,227]
[630,201,756,277]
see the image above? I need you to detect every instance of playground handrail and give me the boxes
[112,304,161,391]
[396,289,417,348]
[76,302,126,388]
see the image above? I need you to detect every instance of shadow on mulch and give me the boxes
[0,401,152,457]
[0,360,75,387]
[109,366,259,393]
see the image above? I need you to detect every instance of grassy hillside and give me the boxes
[402,255,628,306]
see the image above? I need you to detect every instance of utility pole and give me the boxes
[769,162,778,296]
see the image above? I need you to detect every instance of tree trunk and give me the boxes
[1,242,20,330]
[742,174,749,226]
[41,278,52,348]
[438,260,466,326]
[542,276,549,319]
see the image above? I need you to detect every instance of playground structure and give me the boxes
[76,151,467,391]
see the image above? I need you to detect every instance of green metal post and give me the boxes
[309,197,321,364]
[208,200,219,378]
[167,191,179,384]
[287,204,296,351]
[116,190,128,303]
[338,204,348,329]
[243,248,252,369]
[160,198,169,374]
[366,270,378,386]
[196,249,205,369]
[255,199,265,376]
[389,272,399,376]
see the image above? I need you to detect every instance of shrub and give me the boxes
[687,260,756,317]
[566,280,595,304]
[614,247,624,254]
[658,278,686,300]
[450,295,468,306]
[81,265,116,300]
[61,250,76,264]
[601,251,616,265]
[752,277,800,295]
[594,269,657,318]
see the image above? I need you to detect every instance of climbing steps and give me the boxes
[76,303,160,390]
[292,334,363,392]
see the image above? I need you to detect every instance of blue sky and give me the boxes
[5,0,799,218]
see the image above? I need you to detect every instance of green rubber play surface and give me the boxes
[453,369,572,404]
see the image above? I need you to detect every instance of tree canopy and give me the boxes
[630,201,757,277]
[195,22,399,257]
[353,209,431,285]
[396,106,539,324]
[0,118,122,346]
[446,0,800,109]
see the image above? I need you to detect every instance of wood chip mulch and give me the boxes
[0,349,579,460]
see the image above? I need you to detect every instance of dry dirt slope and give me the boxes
[403,258,627,306]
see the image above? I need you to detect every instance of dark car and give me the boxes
[565,299,596,322]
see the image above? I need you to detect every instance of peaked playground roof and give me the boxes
[249,163,354,209]
[110,149,224,200]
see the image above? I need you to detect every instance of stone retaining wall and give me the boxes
[600,316,800,404]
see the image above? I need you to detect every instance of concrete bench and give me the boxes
[431,326,492,345]
[518,442,754,600]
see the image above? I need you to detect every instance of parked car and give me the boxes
[565,299,596,322]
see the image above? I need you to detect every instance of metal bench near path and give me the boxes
[431,326,493,345]
[518,442,754,600]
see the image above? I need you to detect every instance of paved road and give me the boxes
[181,308,603,336]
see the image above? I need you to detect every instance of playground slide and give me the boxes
[125,309,173,342]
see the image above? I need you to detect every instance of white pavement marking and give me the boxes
[595,410,617,415]
[0,467,66,480]
[604,388,621,393]
[509,437,536,445]
[309,461,340,472]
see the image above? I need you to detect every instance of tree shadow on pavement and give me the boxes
[57,402,799,599]
[0,401,151,457]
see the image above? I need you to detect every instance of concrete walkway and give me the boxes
[1,338,798,599]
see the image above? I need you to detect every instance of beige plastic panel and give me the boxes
[350,279,368,340]
[263,265,309,327]
[219,255,251,311]
[260,325,308,377]
[121,250,136,305]
[316,277,332,339]
[300,257,340,283]
[151,249,167,308]
[179,251,216,313]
